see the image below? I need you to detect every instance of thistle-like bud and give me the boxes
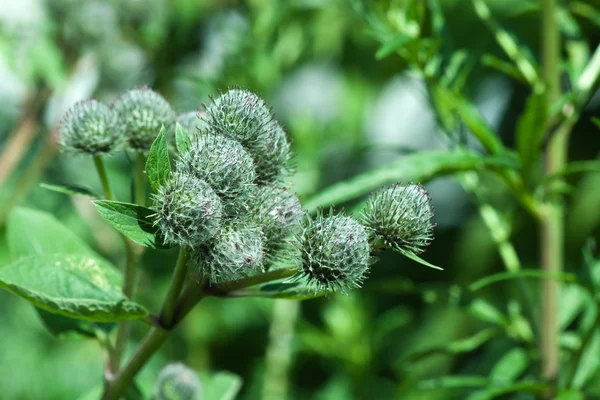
[176,110,208,135]
[361,183,435,255]
[251,185,304,262]
[154,362,202,400]
[198,222,265,283]
[153,173,223,247]
[204,89,291,184]
[59,99,124,156]
[176,134,256,201]
[299,213,370,293]
[113,87,176,151]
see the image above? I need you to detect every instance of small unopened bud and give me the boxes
[113,87,175,151]
[198,222,265,283]
[176,134,256,201]
[204,89,291,184]
[59,99,124,156]
[154,362,202,400]
[153,173,223,247]
[300,213,370,293]
[362,183,435,255]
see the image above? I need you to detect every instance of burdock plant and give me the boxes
[0,87,437,399]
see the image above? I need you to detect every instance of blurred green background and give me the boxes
[1,0,600,399]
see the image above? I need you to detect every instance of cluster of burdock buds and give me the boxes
[59,87,436,294]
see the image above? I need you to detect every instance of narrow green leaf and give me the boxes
[203,372,243,400]
[469,270,580,292]
[0,254,147,322]
[490,348,528,382]
[420,376,490,389]
[40,183,98,198]
[554,390,586,400]
[376,33,413,59]
[466,381,550,400]
[482,54,527,84]
[468,299,509,326]
[146,126,171,192]
[592,117,600,130]
[175,123,192,153]
[231,278,325,300]
[516,91,548,182]
[304,150,494,212]
[93,200,170,249]
[397,248,442,270]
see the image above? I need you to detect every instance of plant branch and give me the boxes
[134,151,146,206]
[93,156,115,201]
[159,247,190,327]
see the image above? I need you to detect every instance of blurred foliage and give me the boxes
[1,0,600,399]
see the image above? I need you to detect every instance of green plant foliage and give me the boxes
[146,127,172,192]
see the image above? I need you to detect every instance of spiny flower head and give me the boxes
[154,362,202,400]
[198,222,265,283]
[113,87,175,151]
[361,183,435,255]
[153,173,223,247]
[204,89,291,184]
[176,110,208,135]
[176,134,256,201]
[299,213,370,293]
[59,99,124,156]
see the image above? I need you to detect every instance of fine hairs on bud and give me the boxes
[153,173,223,247]
[204,89,291,184]
[113,87,176,151]
[177,134,256,201]
[59,99,124,156]
[153,362,203,400]
[176,110,208,135]
[299,213,370,293]
[198,222,265,283]
[362,183,435,255]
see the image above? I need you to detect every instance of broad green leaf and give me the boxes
[40,183,98,198]
[304,150,496,212]
[468,299,509,326]
[146,126,171,192]
[516,91,548,183]
[93,200,170,249]
[490,348,528,382]
[0,254,147,322]
[232,278,325,300]
[7,207,115,338]
[469,270,580,292]
[175,123,192,153]
[203,372,243,400]
[77,387,102,400]
[397,248,442,270]
[7,207,96,260]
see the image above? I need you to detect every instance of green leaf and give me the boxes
[0,254,147,322]
[468,299,509,326]
[304,149,497,212]
[469,270,581,292]
[420,376,490,389]
[6,207,115,338]
[397,248,442,270]
[376,33,413,60]
[93,200,170,249]
[146,126,171,192]
[175,123,192,153]
[490,348,528,382]
[232,278,325,300]
[466,381,549,400]
[203,372,243,400]
[516,91,548,182]
[482,54,527,84]
[40,183,98,198]
[554,390,586,400]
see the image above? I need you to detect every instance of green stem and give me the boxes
[134,151,146,206]
[159,247,190,327]
[93,156,115,201]
[540,0,563,382]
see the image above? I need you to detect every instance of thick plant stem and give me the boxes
[540,0,563,382]
[134,151,146,206]
[159,247,190,327]
[93,156,115,201]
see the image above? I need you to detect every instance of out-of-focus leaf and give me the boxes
[420,376,490,389]
[40,183,98,198]
[93,200,170,249]
[572,331,600,389]
[516,91,548,182]
[468,299,509,326]
[482,54,527,84]
[470,270,581,292]
[231,278,324,300]
[146,126,171,192]
[376,33,413,60]
[0,254,148,322]
[472,0,541,87]
[203,372,243,400]
[554,390,586,400]
[466,381,549,400]
[490,348,528,382]
[304,149,503,212]
[570,2,600,28]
